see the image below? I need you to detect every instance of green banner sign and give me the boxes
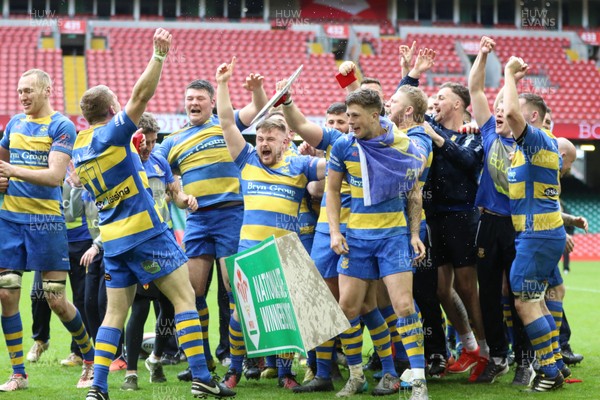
[226,236,305,357]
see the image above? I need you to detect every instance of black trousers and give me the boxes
[413,227,447,358]
[125,287,175,370]
[203,263,231,361]
[476,213,533,363]
[31,240,91,355]
[84,250,106,343]
[560,311,571,348]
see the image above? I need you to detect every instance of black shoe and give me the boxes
[394,359,410,376]
[526,372,564,392]
[363,351,382,371]
[145,358,167,383]
[243,357,261,380]
[160,353,180,365]
[372,372,400,396]
[561,346,584,365]
[279,374,300,389]
[475,358,509,383]
[86,386,110,400]
[427,354,447,378]
[292,376,334,393]
[221,369,241,389]
[192,378,236,398]
[507,350,516,367]
[560,364,572,379]
[512,363,535,386]
[331,362,343,382]
[178,367,192,382]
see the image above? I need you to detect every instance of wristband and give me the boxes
[273,91,291,107]
[153,49,167,62]
[283,98,293,107]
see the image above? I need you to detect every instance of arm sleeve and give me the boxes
[316,127,343,151]
[410,131,433,160]
[328,139,348,174]
[158,155,175,185]
[50,119,76,156]
[439,134,484,171]
[234,143,254,170]
[480,116,497,141]
[0,118,15,150]
[518,125,557,158]
[234,110,248,132]
[66,186,86,222]
[305,156,320,182]
[396,75,419,91]
[101,111,138,146]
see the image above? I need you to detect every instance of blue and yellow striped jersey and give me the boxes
[407,125,433,224]
[235,143,320,250]
[156,113,246,208]
[329,128,417,239]
[72,111,167,256]
[0,112,75,224]
[475,116,515,216]
[143,151,175,226]
[284,145,317,239]
[508,124,565,238]
[315,127,352,234]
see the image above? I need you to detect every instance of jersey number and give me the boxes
[78,160,108,196]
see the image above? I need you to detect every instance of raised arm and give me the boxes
[503,56,529,140]
[469,36,494,127]
[216,57,247,160]
[338,61,360,93]
[275,79,324,147]
[125,28,171,125]
[494,58,527,112]
[399,41,416,78]
[238,72,268,126]
[408,48,436,80]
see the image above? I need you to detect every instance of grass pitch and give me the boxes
[0,261,598,399]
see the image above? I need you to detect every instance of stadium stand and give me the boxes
[0,27,64,114]
[86,27,343,117]
[359,33,600,125]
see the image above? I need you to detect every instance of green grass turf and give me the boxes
[0,261,598,399]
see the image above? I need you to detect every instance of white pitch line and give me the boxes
[565,286,600,294]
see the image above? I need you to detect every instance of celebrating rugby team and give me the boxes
[0,29,587,400]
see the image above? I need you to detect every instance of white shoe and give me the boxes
[0,374,29,391]
[220,357,231,367]
[77,363,94,388]
[26,340,49,362]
